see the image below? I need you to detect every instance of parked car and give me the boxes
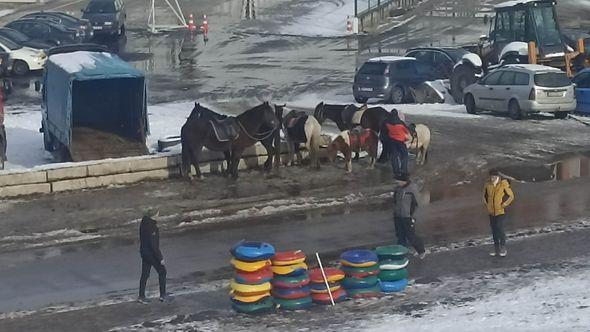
[572,68,590,115]
[82,0,126,36]
[405,47,482,81]
[353,56,428,104]
[20,11,93,42]
[0,50,9,76]
[463,64,575,120]
[0,28,53,50]
[0,36,46,75]
[5,19,83,46]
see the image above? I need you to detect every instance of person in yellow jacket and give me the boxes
[483,169,514,257]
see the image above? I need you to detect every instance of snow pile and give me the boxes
[49,51,112,73]
[0,9,15,18]
[279,0,355,37]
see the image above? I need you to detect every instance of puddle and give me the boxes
[498,154,590,183]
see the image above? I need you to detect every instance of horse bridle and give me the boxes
[236,118,277,142]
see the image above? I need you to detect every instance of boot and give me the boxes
[489,244,500,257]
[499,246,507,257]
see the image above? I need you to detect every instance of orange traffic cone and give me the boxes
[200,14,209,35]
[188,14,196,32]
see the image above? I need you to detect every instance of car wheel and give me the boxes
[354,96,368,103]
[12,60,29,76]
[508,100,523,120]
[390,85,404,104]
[464,94,477,114]
[451,64,476,104]
[554,111,569,119]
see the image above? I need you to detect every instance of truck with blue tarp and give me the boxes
[41,44,149,162]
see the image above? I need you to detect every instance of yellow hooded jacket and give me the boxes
[483,179,515,216]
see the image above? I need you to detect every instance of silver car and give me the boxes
[463,64,576,119]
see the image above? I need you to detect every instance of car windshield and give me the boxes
[359,62,387,75]
[0,36,21,50]
[443,49,468,62]
[86,1,116,13]
[0,29,29,43]
[534,72,571,87]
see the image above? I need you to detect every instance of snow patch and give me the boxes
[0,9,15,18]
[279,0,354,37]
[49,51,112,73]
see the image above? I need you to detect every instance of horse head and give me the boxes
[188,102,202,120]
[245,102,280,132]
[313,102,325,124]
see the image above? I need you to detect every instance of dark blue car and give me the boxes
[572,69,590,115]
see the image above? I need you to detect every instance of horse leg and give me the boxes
[190,145,205,180]
[230,149,244,179]
[222,150,231,176]
[345,147,352,173]
[285,136,295,166]
[181,141,192,181]
[295,143,303,166]
[261,138,274,170]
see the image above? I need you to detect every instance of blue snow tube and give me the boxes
[380,279,408,293]
[340,249,378,265]
[230,240,276,262]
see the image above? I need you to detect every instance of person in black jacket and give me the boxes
[393,179,426,259]
[138,208,169,303]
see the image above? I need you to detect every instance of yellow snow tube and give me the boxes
[230,258,271,272]
[231,292,271,303]
[271,262,308,275]
[230,280,272,293]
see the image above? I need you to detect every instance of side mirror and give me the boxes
[34,80,41,92]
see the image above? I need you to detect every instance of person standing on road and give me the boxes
[393,179,426,259]
[483,169,515,257]
[381,110,410,181]
[138,208,170,303]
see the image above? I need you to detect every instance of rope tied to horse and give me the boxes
[236,119,277,142]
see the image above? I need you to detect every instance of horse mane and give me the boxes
[239,101,271,119]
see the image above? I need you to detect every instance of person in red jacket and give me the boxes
[381,110,410,180]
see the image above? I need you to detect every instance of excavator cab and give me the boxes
[479,0,567,67]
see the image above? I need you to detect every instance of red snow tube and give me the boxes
[234,266,273,285]
[311,288,347,304]
[272,250,306,266]
[309,267,345,283]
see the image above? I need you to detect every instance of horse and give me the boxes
[406,123,431,166]
[279,107,322,169]
[180,102,279,180]
[314,102,368,130]
[326,127,378,173]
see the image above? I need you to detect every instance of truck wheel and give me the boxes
[12,60,29,76]
[554,111,569,119]
[451,64,476,104]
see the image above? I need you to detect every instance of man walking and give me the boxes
[483,169,515,257]
[393,179,426,259]
[138,208,170,303]
[382,110,410,181]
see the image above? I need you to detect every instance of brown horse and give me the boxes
[327,127,378,173]
[180,102,279,180]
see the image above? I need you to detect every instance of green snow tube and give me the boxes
[341,276,379,289]
[273,296,313,310]
[375,245,408,261]
[231,296,274,314]
[346,285,381,299]
[340,264,381,278]
[378,268,408,282]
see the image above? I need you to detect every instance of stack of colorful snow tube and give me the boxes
[375,245,409,293]
[309,266,346,304]
[340,249,381,299]
[230,241,276,314]
[270,250,312,310]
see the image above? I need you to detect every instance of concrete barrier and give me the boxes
[0,138,332,198]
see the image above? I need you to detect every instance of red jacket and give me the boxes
[385,123,409,142]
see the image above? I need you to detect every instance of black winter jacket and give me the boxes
[139,216,163,262]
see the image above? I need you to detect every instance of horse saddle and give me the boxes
[341,105,357,127]
[349,126,371,148]
[285,113,308,143]
[209,117,239,142]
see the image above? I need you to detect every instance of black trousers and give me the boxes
[139,258,167,298]
[489,214,507,247]
[394,216,425,254]
[389,140,409,178]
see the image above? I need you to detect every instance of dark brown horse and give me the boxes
[180,102,279,180]
[314,102,363,130]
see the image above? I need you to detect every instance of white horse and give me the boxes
[407,123,431,166]
[282,110,322,169]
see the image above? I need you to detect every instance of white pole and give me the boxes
[151,0,156,33]
[315,252,335,306]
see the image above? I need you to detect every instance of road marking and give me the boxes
[50,0,85,11]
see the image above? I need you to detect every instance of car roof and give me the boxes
[501,64,563,73]
[367,56,415,63]
[495,0,550,9]
[10,18,66,28]
[406,47,464,52]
